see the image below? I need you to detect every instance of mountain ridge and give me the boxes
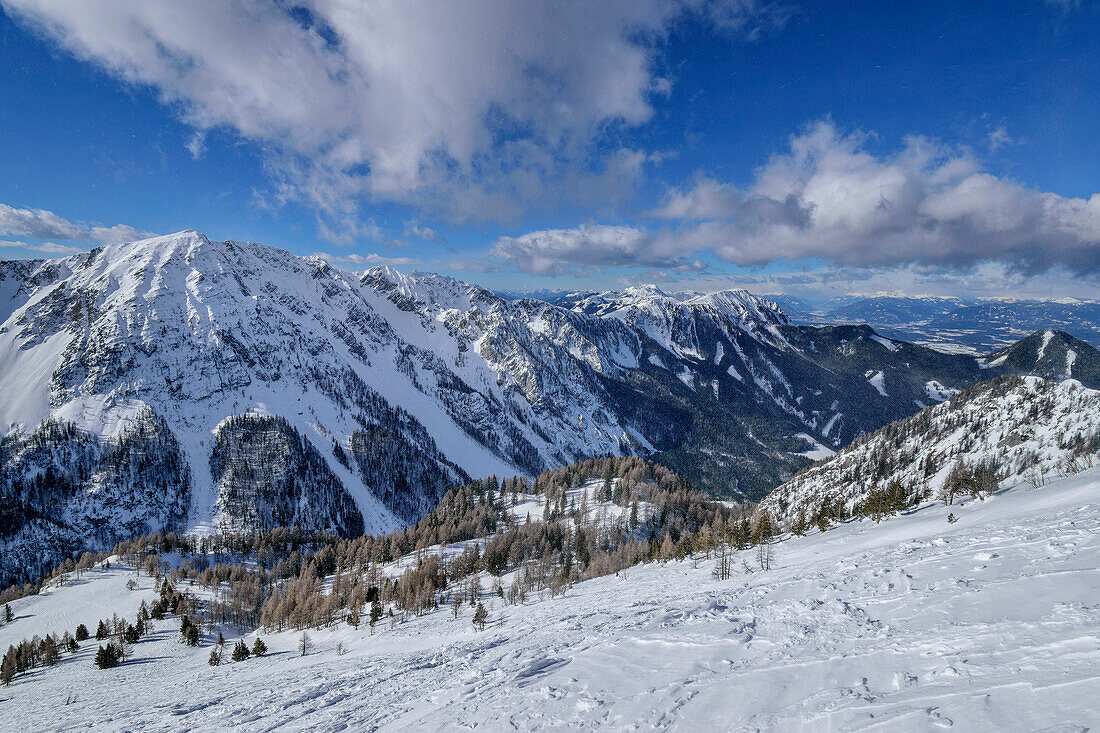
[2,230,1099,581]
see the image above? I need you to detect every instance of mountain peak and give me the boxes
[982,329,1100,387]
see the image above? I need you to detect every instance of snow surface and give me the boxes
[867,370,888,396]
[1037,329,1054,361]
[870,334,899,352]
[3,469,1098,731]
[923,379,960,402]
[793,432,836,461]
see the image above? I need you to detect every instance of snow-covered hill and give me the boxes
[761,376,1100,527]
[3,231,1098,582]
[981,328,1100,385]
[2,464,1097,730]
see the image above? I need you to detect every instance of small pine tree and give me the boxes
[1,649,16,685]
[3,604,12,623]
[251,638,267,657]
[75,624,90,641]
[231,641,249,662]
[208,648,222,666]
[123,624,140,645]
[41,635,60,666]
[95,620,108,640]
[94,644,120,669]
[939,460,970,506]
[369,599,382,634]
[472,602,488,632]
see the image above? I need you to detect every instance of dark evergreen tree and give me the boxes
[369,599,382,634]
[75,623,89,641]
[1,647,16,685]
[251,638,267,657]
[40,635,60,666]
[472,602,488,631]
[94,644,120,669]
[231,640,250,662]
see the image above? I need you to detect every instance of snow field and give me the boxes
[1,469,1097,730]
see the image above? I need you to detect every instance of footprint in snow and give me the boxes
[926,707,954,728]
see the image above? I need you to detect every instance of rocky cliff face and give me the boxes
[0,409,190,586]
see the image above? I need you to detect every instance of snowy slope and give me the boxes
[0,233,662,560]
[2,467,1098,731]
[761,376,1100,526]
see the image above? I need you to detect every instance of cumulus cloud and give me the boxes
[492,224,705,276]
[404,221,443,243]
[653,121,1099,273]
[495,122,1100,276]
[0,239,86,256]
[0,203,153,246]
[311,251,420,268]
[2,0,783,228]
[0,203,87,240]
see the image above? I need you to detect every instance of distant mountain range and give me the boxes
[763,293,1100,354]
[2,231,1099,583]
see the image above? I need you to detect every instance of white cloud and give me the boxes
[651,121,1100,273]
[637,261,1100,302]
[0,239,86,256]
[404,221,442,243]
[311,251,420,268]
[0,203,86,240]
[492,223,701,276]
[2,0,784,227]
[0,203,152,245]
[495,122,1100,277]
[987,125,1014,153]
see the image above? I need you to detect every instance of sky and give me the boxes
[0,0,1097,302]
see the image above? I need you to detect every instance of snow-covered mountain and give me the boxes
[3,230,1099,583]
[981,328,1100,384]
[760,376,1100,527]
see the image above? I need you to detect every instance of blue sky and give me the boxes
[0,0,1097,300]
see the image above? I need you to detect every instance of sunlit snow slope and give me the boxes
[2,467,1097,731]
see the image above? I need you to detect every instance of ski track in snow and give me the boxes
[2,469,1098,731]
